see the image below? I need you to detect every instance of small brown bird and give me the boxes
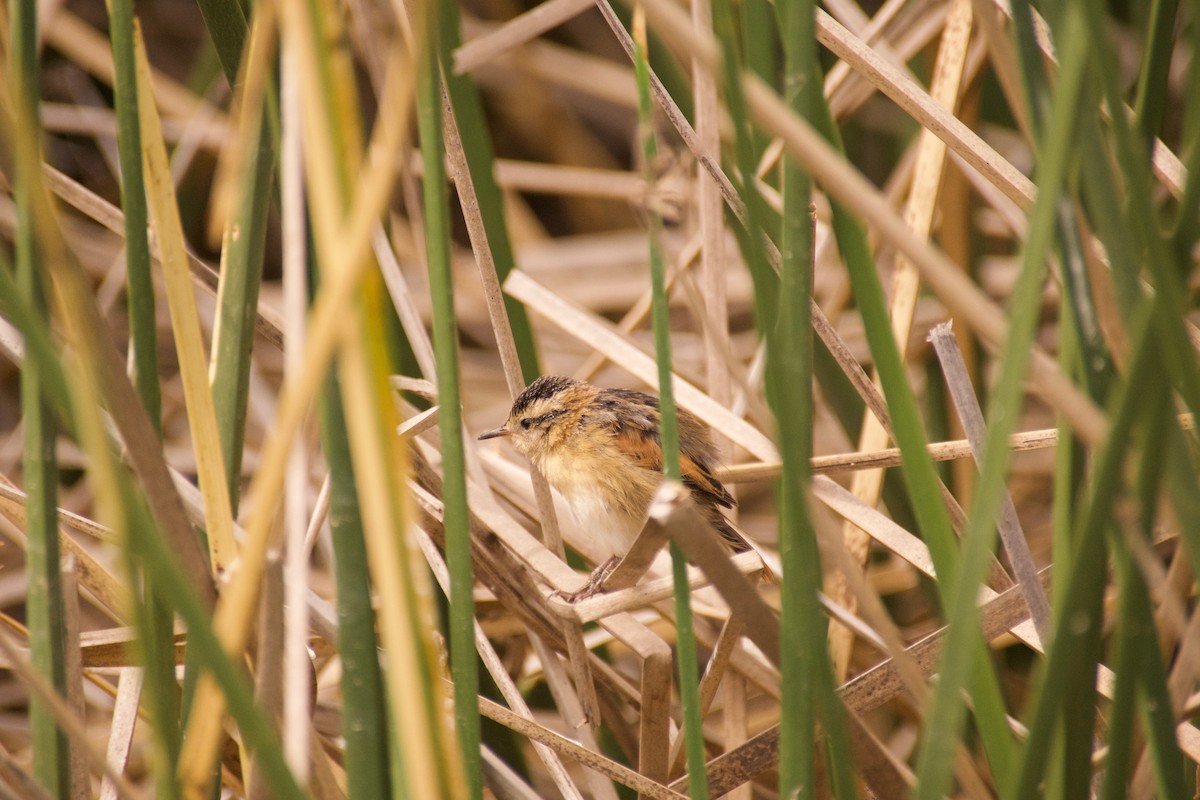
[479,376,759,591]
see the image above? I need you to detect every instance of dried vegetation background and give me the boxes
[0,0,1198,797]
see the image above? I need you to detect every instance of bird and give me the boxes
[478,375,766,598]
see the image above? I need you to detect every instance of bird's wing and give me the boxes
[596,390,666,473]
[596,389,736,510]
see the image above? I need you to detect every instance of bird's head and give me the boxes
[478,375,589,460]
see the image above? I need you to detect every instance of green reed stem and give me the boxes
[438,0,541,384]
[320,375,393,799]
[418,9,481,796]
[774,2,855,797]
[632,26,706,798]
[108,0,159,431]
[10,1,70,793]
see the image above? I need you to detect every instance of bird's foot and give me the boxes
[550,556,621,603]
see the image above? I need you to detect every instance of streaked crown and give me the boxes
[477,376,593,458]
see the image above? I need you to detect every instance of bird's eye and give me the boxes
[520,418,532,429]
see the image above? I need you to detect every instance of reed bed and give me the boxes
[0,0,1198,797]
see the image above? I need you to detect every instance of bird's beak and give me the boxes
[478,425,510,441]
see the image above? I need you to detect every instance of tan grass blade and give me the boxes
[280,29,312,782]
[98,669,144,800]
[454,0,593,73]
[205,1,278,246]
[133,22,238,572]
[477,694,687,799]
[0,477,132,620]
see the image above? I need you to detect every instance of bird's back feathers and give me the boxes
[588,388,749,553]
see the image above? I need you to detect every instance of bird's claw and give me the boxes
[549,556,621,604]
